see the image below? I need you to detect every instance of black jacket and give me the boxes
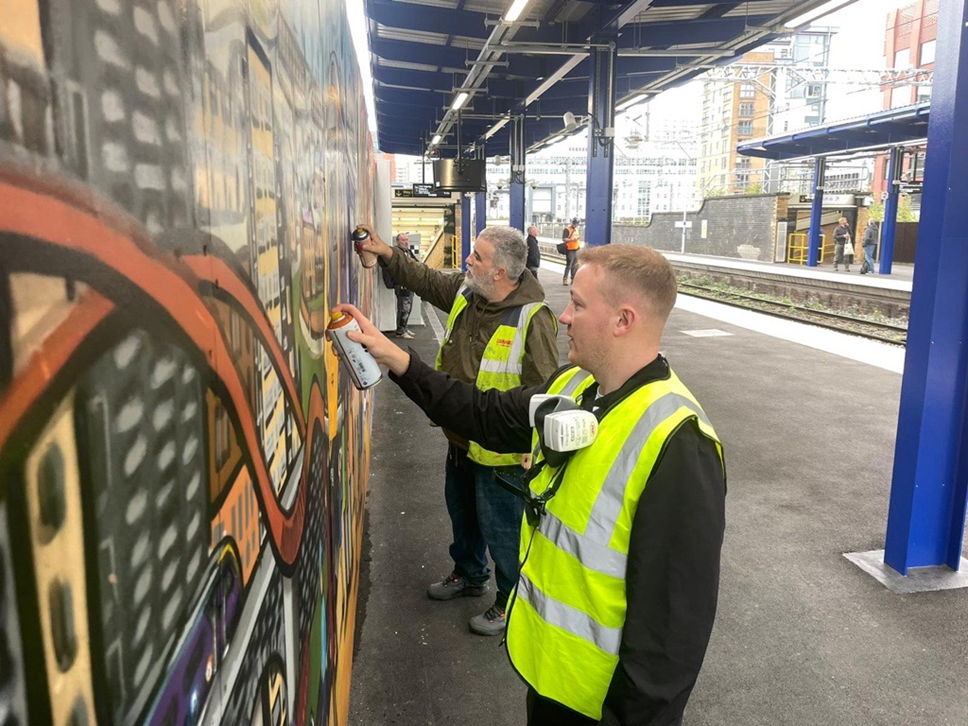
[391,352,726,726]
[526,234,541,270]
[833,224,851,245]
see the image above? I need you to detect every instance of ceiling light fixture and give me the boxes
[504,0,531,23]
[431,134,442,145]
[451,91,470,111]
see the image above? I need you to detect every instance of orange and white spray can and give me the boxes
[326,310,383,390]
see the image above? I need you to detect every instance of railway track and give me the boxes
[677,282,907,345]
[539,246,906,345]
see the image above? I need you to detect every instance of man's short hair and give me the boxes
[479,226,527,279]
[395,232,408,243]
[578,244,678,321]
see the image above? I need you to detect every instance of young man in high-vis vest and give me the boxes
[338,243,727,726]
[354,223,559,636]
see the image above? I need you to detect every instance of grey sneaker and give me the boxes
[396,330,415,339]
[427,571,488,601]
[469,603,506,636]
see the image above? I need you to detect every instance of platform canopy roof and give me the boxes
[364,0,849,158]
[737,103,932,161]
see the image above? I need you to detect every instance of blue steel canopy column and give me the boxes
[509,114,526,232]
[461,195,471,272]
[806,157,825,267]
[879,146,902,275]
[475,192,486,237]
[585,38,617,247]
[885,0,968,575]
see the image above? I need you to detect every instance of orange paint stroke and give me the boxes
[0,178,319,567]
[182,255,305,437]
[0,290,114,453]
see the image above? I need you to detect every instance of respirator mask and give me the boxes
[515,394,599,525]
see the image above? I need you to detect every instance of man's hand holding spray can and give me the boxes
[326,225,388,389]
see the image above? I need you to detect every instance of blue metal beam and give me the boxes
[585,38,617,247]
[367,0,490,39]
[880,146,901,276]
[510,114,526,231]
[885,0,968,575]
[806,157,825,267]
[370,38,474,70]
[615,15,774,47]
[461,195,472,272]
[475,193,486,236]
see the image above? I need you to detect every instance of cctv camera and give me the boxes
[563,111,578,132]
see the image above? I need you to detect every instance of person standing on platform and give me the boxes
[335,243,727,726]
[354,222,560,637]
[526,225,541,279]
[833,216,852,272]
[385,233,418,339]
[561,217,581,285]
[861,219,878,274]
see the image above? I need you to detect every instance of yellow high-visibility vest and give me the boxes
[506,365,724,719]
[435,286,555,466]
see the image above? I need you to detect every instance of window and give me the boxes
[806,84,822,98]
[894,48,910,69]
[739,103,754,117]
[920,40,936,66]
[740,84,756,99]
[738,121,753,136]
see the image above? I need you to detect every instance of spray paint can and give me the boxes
[351,227,378,268]
[326,310,383,390]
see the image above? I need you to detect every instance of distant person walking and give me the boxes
[833,217,852,272]
[385,233,418,339]
[860,219,878,275]
[561,217,581,285]
[526,225,541,279]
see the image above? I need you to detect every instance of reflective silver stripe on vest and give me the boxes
[505,302,542,366]
[559,368,592,396]
[516,573,622,655]
[584,392,711,542]
[480,358,523,375]
[538,511,627,578]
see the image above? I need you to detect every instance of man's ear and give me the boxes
[614,305,637,337]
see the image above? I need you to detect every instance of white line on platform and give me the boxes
[674,295,905,373]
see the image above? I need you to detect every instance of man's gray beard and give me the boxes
[465,272,496,299]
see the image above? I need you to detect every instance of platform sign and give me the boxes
[394,188,414,198]
[412,183,451,198]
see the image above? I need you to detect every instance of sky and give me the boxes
[346,0,926,152]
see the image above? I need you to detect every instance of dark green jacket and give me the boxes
[382,247,560,447]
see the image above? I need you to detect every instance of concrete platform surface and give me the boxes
[349,263,967,726]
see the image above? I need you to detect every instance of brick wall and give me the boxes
[612,194,785,261]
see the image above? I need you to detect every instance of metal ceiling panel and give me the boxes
[364,0,853,157]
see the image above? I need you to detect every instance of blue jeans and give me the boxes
[864,244,876,272]
[444,444,525,605]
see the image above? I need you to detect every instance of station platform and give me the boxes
[349,262,967,726]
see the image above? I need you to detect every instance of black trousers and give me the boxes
[395,291,413,333]
[527,688,597,726]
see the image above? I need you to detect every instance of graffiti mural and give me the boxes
[0,0,376,724]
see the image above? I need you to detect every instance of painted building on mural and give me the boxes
[0,1,376,725]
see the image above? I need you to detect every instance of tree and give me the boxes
[867,197,917,223]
